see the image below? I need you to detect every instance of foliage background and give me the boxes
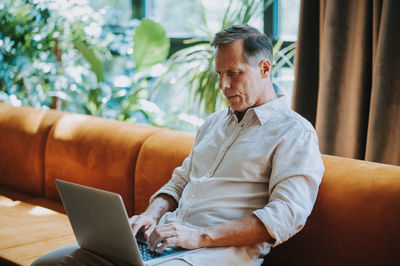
[0,0,295,133]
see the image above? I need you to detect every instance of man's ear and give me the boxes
[258,59,271,78]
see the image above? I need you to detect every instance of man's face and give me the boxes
[215,39,268,112]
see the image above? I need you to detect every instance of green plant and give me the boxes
[0,0,171,126]
[271,39,296,94]
[0,0,56,107]
[72,18,170,122]
[1,0,296,134]
[134,19,170,73]
[114,18,171,125]
[152,0,295,117]
[0,0,112,111]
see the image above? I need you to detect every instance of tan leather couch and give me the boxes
[0,102,399,266]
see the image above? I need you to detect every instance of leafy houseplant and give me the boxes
[0,0,170,126]
[0,0,58,107]
[0,0,113,111]
[74,18,170,124]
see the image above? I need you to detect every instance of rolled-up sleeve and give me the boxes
[253,128,324,247]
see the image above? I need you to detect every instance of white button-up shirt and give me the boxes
[151,96,325,265]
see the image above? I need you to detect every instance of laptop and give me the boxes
[55,179,199,265]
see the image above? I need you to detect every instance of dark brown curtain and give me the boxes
[292,0,400,166]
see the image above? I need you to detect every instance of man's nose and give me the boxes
[219,75,230,91]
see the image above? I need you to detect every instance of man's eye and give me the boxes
[228,71,238,77]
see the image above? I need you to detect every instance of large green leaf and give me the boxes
[74,42,104,83]
[134,19,170,72]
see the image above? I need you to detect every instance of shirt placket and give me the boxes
[202,113,253,179]
[179,112,254,224]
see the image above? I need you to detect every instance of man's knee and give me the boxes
[31,244,80,266]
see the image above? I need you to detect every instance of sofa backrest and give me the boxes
[134,129,195,214]
[263,154,400,266]
[0,103,163,215]
[44,112,160,215]
[0,103,63,196]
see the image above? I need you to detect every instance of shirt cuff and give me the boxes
[253,209,280,247]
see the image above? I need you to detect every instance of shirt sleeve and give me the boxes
[149,121,208,204]
[253,128,325,247]
[149,150,194,204]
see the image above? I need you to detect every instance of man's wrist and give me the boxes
[141,211,159,223]
[198,228,214,247]
[143,194,177,223]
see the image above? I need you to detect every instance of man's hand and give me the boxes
[129,214,157,239]
[129,194,178,238]
[147,215,271,253]
[148,223,207,253]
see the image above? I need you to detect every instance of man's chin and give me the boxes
[229,105,246,113]
[228,101,241,111]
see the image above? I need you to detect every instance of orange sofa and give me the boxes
[0,102,399,266]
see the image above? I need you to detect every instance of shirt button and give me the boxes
[191,194,195,199]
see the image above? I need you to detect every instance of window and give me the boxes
[269,0,301,104]
[144,0,264,38]
[273,0,300,41]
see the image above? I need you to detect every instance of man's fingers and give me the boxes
[131,217,148,236]
[132,222,144,236]
[144,224,156,240]
[157,237,177,253]
[148,230,177,251]
[130,215,157,236]
[148,232,162,251]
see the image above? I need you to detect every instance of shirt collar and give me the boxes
[226,95,288,125]
[252,95,288,125]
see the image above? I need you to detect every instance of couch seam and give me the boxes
[41,114,62,199]
[131,127,164,215]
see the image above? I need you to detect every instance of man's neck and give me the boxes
[234,111,246,122]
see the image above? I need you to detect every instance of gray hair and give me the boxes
[211,24,273,66]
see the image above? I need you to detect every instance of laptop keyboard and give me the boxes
[137,241,175,261]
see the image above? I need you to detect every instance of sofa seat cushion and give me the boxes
[0,188,75,265]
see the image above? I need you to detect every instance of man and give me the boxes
[33,24,324,266]
[129,24,324,265]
